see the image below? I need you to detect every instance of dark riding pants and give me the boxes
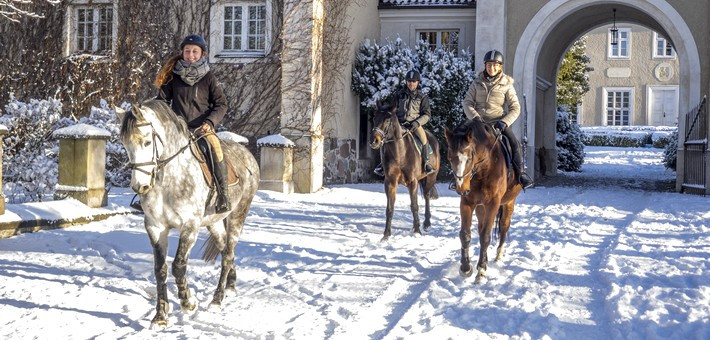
[500,126,524,171]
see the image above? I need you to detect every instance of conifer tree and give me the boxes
[556,37,593,120]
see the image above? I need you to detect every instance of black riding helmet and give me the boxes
[484,50,504,64]
[405,70,421,82]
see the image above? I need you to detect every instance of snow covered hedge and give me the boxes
[1,96,129,203]
[556,109,585,172]
[662,129,678,171]
[352,38,474,175]
[581,126,676,148]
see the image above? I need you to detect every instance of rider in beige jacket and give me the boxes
[462,50,533,189]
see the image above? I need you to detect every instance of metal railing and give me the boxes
[682,95,707,195]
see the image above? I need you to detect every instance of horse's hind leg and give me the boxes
[422,179,434,232]
[458,203,474,277]
[172,226,199,312]
[475,202,498,283]
[146,224,170,328]
[210,203,248,308]
[496,201,515,261]
[407,181,421,235]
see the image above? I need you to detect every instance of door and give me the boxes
[649,87,678,126]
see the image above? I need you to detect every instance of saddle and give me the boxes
[410,130,434,157]
[497,132,514,174]
[189,141,240,187]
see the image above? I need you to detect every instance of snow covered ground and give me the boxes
[0,147,708,339]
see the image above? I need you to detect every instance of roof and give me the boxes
[379,0,476,9]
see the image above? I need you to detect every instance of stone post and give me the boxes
[53,124,111,208]
[0,124,8,214]
[257,134,295,194]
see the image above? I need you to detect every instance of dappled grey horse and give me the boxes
[116,100,259,328]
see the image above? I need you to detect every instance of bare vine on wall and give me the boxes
[0,0,59,22]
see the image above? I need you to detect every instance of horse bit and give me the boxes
[129,122,191,187]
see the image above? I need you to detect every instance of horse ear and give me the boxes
[113,105,126,122]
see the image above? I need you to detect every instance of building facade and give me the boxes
[580,24,680,127]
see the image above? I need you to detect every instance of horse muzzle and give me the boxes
[131,183,153,195]
[370,138,382,149]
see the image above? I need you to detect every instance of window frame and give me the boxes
[416,29,460,54]
[63,0,118,57]
[607,27,631,59]
[210,1,272,63]
[652,32,676,59]
[603,87,634,126]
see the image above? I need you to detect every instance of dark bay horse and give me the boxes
[444,119,522,283]
[116,100,260,328]
[370,104,440,240]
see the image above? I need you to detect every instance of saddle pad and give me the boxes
[199,160,240,188]
[412,132,433,156]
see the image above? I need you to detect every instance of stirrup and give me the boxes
[448,179,457,191]
[130,194,143,211]
[373,166,384,177]
[424,164,435,175]
[519,173,534,190]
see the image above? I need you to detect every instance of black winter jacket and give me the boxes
[157,71,228,129]
[391,87,431,127]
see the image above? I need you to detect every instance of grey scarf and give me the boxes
[173,57,210,86]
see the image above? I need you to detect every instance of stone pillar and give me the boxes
[257,134,295,193]
[53,124,111,208]
[0,125,8,214]
[280,0,325,193]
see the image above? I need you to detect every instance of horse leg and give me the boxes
[407,181,421,235]
[172,226,199,312]
[496,201,515,261]
[475,202,498,284]
[422,180,432,232]
[146,224,170,328]
[211,204,248,308]
[458,202,474,277]
[382,178,397,241]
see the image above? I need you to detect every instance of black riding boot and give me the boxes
[373,163,384,176]
[213,159,231,213]
[421,144,434,174]
[509,138,533,189]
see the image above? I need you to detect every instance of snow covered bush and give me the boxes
[556,108,585,172]
[662,129,678,171]
[352,38,474,176]
[0,95,73,202]
[580,126,676,148]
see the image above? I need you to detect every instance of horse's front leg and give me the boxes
[146,223,170,329]
[407,180,421,235]
[459,201,474,277]
[422,179,433,231]
[172,225,200,312]
[382,178,397,241]
[475,202,499,284]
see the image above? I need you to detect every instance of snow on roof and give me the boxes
[53,123,111,139]
[379,0,476,8]
[257,134,295,148]
[216,131,249,144]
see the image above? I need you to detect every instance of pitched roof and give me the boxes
[379,0,476,9]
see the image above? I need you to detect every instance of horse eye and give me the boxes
[144,140,152,147]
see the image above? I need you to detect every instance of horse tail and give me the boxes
[201,219,229,263]
[419,180,439,200]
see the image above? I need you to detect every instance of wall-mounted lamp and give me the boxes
[610,8,619,46]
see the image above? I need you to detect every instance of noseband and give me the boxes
[373,118,409,144]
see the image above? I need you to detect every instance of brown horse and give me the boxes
[444,119,522,283]
[370,104,440,240]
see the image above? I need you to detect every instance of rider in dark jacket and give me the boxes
[374,70,435,176]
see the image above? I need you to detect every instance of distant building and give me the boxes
[580,24,680,127]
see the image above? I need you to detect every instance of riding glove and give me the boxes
[494,121,507,132]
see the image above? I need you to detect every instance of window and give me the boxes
[605,88,632,126]
[211,1,271,61]
[608,28,631,58]
[64,1,117,56]
[653,32,675,58]
[417,30,459,53]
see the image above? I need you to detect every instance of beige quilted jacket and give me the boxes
[462,71,521,127]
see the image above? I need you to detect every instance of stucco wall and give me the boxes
[379,8,476,52]
[581,24,680,126]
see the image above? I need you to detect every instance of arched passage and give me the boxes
[512,0,701,184]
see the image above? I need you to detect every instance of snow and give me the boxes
[216,131,249,144]
[0,147,708,339]
[257,133,295,147]
[52,123,112,139]
[0,124,7,133]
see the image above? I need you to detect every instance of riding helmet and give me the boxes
[405,70,421,82]
[484,50,504,64]
[180,34,207,52]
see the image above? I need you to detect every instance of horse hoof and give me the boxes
[380,235,390,242]
[474,270,487,284]
[423,224,431,232]
[459,265,473,278]
[208,301,222,311]
[150,318,168,330]
[181,299,197,312]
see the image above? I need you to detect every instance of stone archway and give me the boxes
[511,0,701,187]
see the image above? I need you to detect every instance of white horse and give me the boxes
[116,100,259,328]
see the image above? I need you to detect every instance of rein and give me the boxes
[129,121,192,184]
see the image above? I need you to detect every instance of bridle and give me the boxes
[452,130,502,185]
[373,114,409,145]
[129,121,191,188]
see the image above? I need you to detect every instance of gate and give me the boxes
[682,96,707,195]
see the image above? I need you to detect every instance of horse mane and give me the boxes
[452,119,492,150]
[120,99,189,141]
